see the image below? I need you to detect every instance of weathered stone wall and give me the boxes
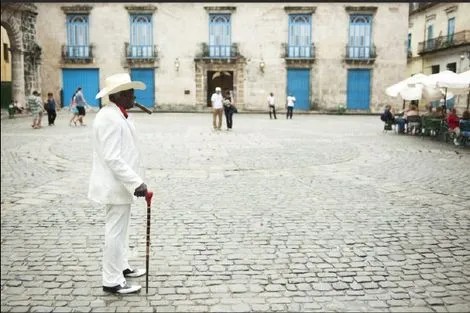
[21,8,41,94]
[36,2,409,112]
[1,3,40,106]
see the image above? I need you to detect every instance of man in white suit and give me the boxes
[89,73,149,294]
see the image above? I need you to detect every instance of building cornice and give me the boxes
[61,5,93,15]
[445,5,458,15]
[409,3,438,16]
[425,13,436,22]
[345,6,378,14]
[125,5,157,14]
[284,6,317,14]
[204,6,236,14]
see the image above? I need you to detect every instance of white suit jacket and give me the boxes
[88,103,144,205]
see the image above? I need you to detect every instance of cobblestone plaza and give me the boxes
[1,113,470,312]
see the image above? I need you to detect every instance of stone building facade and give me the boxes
[407,2,470,110]
[1,3,42,107]
[35,2,409,112]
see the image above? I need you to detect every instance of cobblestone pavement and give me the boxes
[1,112,470,313]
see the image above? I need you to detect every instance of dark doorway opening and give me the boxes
[207,71,233,107]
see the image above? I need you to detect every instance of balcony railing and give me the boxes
[285,43,316,59]
[62,44,93,62]
[418,30,470,55]
[199,43,239,59]
[125,43,157,59]
[345,44,377,60]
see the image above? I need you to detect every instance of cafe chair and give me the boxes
[406,115,421,135]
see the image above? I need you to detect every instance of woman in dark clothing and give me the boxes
[223,90,236,130]
[45,92,57,126]
[380,104,395,124]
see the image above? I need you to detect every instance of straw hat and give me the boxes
[95,73,146,102]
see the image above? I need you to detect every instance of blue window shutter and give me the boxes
[427,24,433,40]
[448,18,455,42]
[129,14,152,58]
[349,15,372,59]
[66,15,89,58]
[288,14,312,58]
[209,14,231,58]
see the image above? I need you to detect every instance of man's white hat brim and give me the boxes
[96,81,146,99]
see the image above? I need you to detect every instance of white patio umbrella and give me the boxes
[427,70,470,94]
[458,70,470,82]
[425,70,470,110]
[385,73,448,109]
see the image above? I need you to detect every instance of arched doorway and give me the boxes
[1,3,41,109]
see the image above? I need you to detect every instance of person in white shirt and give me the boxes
[267,92,277,119]
[286,93,296,119]
[211,87,224,130]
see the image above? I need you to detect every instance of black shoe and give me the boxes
[103,283,141,294]
[123,268,146,278]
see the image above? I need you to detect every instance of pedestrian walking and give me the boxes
[69,91,79,126]
[223,90,236,130]
[211,87,223,130]
[45,92,57,126]
[286,93,296,119]
[74,87,88,126]
[88,73,149,294]
[27,91,43,129]
[267,92,276,119]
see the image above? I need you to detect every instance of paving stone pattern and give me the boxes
[1,112,470,312]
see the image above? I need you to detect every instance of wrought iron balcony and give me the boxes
[283,43,316,59]
[125,43,158,60]
[418,30,470,55]
[61,44,93,63]
[345,44,377,61]
[198,43,240,59]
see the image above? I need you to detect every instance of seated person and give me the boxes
[404,104,420,134]
[461,110,470,123]
[422,104,434,117]
[10,100,24,114]
[446,108,460,145]
[380,104,395,124]
[456,110,470,144]
[434,106,445,118]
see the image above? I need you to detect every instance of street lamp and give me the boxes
[174,58,180,72]
[259,60,265,72]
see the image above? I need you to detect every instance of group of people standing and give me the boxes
[23,87,88,129]
[26,91,57,129]
[211,87,237,131]
[266,92,296,120]
[210,87,297,130]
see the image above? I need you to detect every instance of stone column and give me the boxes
[11,48,26,106]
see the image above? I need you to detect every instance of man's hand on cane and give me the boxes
[134,183,148,197]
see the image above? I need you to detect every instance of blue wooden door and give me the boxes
[62,68,99,107]
[130,68,154,107]
[347,69,371,110]
[287,68,310,110]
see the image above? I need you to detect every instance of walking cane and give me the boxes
[145,191,153,294]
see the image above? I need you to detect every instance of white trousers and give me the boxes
[102,204,132,287]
